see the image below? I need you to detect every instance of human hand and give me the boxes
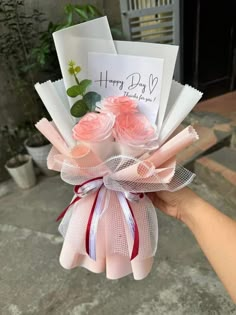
[147,187,200,222]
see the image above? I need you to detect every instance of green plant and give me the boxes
[67,61,101,117]
[0,0,46,72]
[0,0,47,121]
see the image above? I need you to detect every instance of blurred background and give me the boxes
[0,1,236,314]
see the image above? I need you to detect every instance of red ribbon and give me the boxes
[56,177,103,222]
[56,195,81,222]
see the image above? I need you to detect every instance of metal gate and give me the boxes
[120,0,181,81]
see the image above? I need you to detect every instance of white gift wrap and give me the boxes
[35,81,75,147]
[159,83,203,144]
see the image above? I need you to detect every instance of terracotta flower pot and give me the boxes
[5,154,36,189]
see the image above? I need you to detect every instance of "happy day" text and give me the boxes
[94,71,158,95]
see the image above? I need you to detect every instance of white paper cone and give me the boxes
[52,79,71,113]
[35,81,75,148]
[159,84,203,145]
[164,80,184,121]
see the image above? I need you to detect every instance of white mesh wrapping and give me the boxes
[59,191,157,259]
[59,155,195,193]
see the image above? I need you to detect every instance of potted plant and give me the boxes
[1,126,36,189]
[24,132,56,176]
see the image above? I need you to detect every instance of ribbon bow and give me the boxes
[55,154,194,263]
[57,176,142,261]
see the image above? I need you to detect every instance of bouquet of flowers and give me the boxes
[35,17,202,280]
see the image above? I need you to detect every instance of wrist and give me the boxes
[178,189,203,229]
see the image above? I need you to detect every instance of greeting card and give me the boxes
[88,52,164,123]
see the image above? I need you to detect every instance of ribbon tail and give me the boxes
[85,186,106,261]
[56,196,81,222]
[116,192,139,260]
[126,199,139,260]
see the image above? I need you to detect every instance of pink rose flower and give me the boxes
[99,96,138,116]
[72,112,115,142]
[114,112,158,148]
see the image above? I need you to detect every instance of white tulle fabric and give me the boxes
[48,148,195,279]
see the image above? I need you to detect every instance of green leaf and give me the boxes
[70,100,89,117]
[87,5,95,16]
[66,80,91,97]
[88,5,102,17]
[64,4,73,15]
[74,7,88,20]
[67,85,82,97]
[83,91,101,111]
[79,79,91,91]
[66,11,73,26]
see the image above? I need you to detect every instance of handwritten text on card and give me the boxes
[88,53,164,123]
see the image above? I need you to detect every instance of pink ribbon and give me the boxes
[56,177,140,261]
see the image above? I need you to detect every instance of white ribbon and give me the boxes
[116,192,135,239]
[89,185,107,260]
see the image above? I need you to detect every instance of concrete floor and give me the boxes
[0,175,236,315]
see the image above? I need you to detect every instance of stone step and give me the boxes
[194,147,236,205]
[177,122,232,167]
[177,91,236,167]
